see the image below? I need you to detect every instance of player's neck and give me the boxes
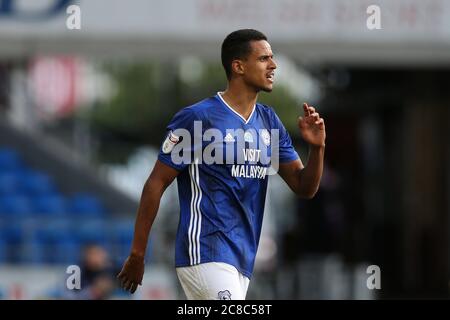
[221,84,257,121]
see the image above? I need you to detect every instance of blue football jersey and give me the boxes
[158,92,299,278]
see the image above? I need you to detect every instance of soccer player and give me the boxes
[117,29,325,300]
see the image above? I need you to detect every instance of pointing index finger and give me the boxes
[303,103,310,117]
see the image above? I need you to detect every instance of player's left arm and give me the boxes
[278,103,326,199]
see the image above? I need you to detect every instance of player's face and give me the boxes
[242,40,277,92]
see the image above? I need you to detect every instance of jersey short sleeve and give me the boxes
[271,111,299,163]
[158,107,200,171]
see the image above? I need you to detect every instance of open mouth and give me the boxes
[266,72,274,83]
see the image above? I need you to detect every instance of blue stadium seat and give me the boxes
[26,220,77,264]
[28,230,81,264]
[32,220,71,242]
[21,239,47,265]
[20,170,57,196]
[110,219,152,264]
[0,224,22,243]
[0,148,23,172]
[112,220,134,246]
[32,194,68,216]
[76,220,108,247]
[68,193,106,217]
[0,238,6,263]
[0,224,23,263]
[0,172,21,195]
[0,195,34,219]
[53,236,82,264]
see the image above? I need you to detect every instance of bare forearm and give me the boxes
[118,161,178,294]
[298,145,325,198]
[130,178,165,258]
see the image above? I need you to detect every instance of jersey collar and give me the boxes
[216,92,256,125]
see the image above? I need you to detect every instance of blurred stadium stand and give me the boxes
[0,121,144,266]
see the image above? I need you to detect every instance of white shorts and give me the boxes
[176,262,250,300]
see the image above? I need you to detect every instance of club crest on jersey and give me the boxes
[261,129,271,146]
[218,290,232,300]
[162,131,179,154]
